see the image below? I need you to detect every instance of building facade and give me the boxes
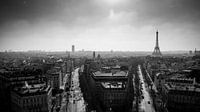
[0,68,45,112]
[161,82,200,112]
[72,45,75,53]
[11,83,52,112]
[91,66,133,112]
[46,67,62,90]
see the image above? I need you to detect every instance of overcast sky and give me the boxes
[0,0,200,51]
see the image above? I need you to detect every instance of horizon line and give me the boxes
[0,49,197,53]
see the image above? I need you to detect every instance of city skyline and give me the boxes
[0,0,200,51]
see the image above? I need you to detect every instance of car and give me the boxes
[148,101,150,104]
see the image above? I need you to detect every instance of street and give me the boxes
[67,68,86,112]
[138,65,155,112]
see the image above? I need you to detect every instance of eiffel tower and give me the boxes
[152,30,162,57]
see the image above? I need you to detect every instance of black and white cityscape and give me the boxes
[0,0,200,112]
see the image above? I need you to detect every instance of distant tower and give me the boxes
[97,54,101,59]
[152,30,162,57]
[93,51,96,59]
[67,52,71,59]
[72,45,75,52]
[189,50,192,55]
[194,48,200,56]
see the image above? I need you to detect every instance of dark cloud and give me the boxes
[130,0,200,25]
[0,0,63,23]
[1,0,200,26]
[0,0,109,28]
[0,0,200,51]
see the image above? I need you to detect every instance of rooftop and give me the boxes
[12,82,51,97]
[93,71,127,77]
[47,67,61,75]
[166,78,195,84]
[164,83,200,92]
[101,65,121,70]
[0,67,42,78]
[101,82,125,89]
